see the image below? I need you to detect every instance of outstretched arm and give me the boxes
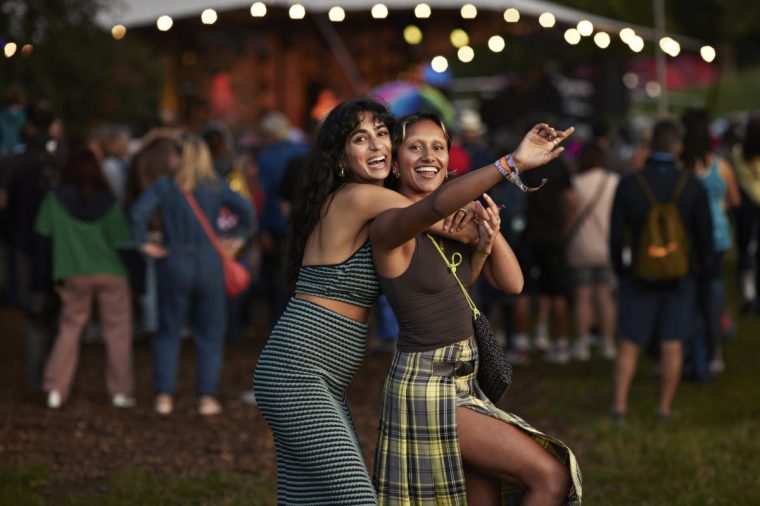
[372,124,573,252]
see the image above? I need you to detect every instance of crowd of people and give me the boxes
[2,81,760,504]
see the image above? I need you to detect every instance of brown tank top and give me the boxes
[379,234,474,352]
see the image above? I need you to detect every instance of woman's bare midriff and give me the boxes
[294,293,371,323]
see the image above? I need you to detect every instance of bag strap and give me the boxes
[183,191,225,259]
[566,173,610,240]
[669,171,689,203]
[636,171,689,206]
[425,234,480,318]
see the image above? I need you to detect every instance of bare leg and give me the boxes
[458,407,571,506]
[595,282,617,349]
[659,340,682,416]
[513,294,531,335]
[551,296,568,340]
[464,464,502,505]
[573,285,593,340]
[612,340,639,414]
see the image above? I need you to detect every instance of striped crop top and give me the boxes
[295,241,381,308]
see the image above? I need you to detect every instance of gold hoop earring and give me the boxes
[392,169,399,178]
[339,166,345,178]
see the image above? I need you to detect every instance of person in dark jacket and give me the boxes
[609,119,713,421]
[0,101,60,391]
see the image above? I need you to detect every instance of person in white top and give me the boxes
[565,142,620,360]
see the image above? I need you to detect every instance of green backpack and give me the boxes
[634,172,690,281]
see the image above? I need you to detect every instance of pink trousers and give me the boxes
[44,274,134,400]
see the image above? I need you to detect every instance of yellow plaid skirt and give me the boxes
[373,338,582,505]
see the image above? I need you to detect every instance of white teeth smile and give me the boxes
[367,156,386,166]
[415,166,439,174]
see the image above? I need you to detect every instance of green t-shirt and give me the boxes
[34,193,131,280]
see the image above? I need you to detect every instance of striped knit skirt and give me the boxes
[373,338,582,506]
[253,297,377,505]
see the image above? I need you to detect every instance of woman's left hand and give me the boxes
[512,123,574,171]
[476,193,501,255]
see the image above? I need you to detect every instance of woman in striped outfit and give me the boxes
[371,113,582,505]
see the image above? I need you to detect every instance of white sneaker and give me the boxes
[112,394,136,408]
[513,334,531,353]
[534,334,551,352]
[601,341,617,360]
[240,389,257,406]
[570,339,590,361]
[545,340,570,364]
[708,358,725,375]
[47,390,62,409]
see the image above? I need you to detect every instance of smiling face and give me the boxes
[342,111,392,185]
[394,118,450,200]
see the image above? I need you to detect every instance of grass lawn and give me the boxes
[2,289,760,504]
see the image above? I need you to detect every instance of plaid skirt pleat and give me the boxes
[373,338,582,506]
[254,298,377,505]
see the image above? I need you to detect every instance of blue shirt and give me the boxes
[129,176,253,250]
[256,140,309,234]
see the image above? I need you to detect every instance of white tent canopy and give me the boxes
[98,0,703,48]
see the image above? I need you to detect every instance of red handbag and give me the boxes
[184,191,251,298]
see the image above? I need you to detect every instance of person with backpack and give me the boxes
[609,119,713,422]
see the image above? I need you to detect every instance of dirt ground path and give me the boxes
[0,305,546,485]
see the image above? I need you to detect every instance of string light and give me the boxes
[403,25,423,45]
[328,7,345,22]
[450,28,469,48]
[431,55,448,73]
[577,20,593,36]
[457,45,474,62]
[460,4,477,19]
[700,45,716,63]
[371,4,389,19]
[488,35,506,52]
[21,44,33,56]
[628,35,644,52]
[201,9,218,25]
[619,28,635,44]
[659,36,681,57]
[250,2,266,17]
[289,4,306,20]
[111,24,127,40]
[156,15,173,31]
[564,28,581,45]
[503,8,519,23]
[594,32,611,48]
[4,42,17,58]
[538,13,555,28]
[414,3,431,18]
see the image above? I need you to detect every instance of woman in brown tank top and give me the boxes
[371,113,582,505]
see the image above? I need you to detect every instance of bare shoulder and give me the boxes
[336,183,411,218]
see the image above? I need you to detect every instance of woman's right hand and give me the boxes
[140,243,169,259]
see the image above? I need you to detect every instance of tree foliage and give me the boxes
[0,0,160,141]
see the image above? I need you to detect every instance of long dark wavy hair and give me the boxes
[284,98,395,293]
[681,107,712,171]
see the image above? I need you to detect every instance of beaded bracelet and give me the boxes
[476,247,491,256]
[494,154,548,193]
